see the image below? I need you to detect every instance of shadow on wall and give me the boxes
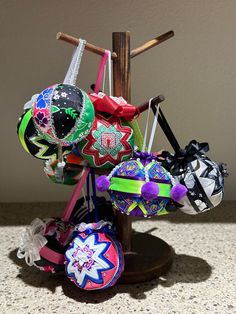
[0,200,235,226]
[9,249,212,303]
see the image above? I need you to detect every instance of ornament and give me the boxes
[65,221,124,290]
[96,152,187,217]
[163,141,227,215]
[33,84,94,146]
[77,113,134,169]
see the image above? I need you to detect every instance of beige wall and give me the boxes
[0,0,235,202]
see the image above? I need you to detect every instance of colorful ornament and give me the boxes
[163,141,227,215]
[17,218,74,273]
[17,109,72,160]
[65,221,124,290]
[77,113,134,169]
[96,152,187,217]
[33,84,94,146]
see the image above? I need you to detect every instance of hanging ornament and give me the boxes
[65,221,124,290]
[162,140,228,215]
[96,152,186,217]
[77,50,134,169]
[96,100,187,217]
[77,113,134,169]
[33,83,94,146]
[31,39,94,147]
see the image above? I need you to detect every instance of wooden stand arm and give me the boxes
[57,30,174,60]
[131,30,174,58]
[56,32,117,59]
[137,94,165,114]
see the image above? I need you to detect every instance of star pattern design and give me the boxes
[80,115,133,167]
[65,233,114,288]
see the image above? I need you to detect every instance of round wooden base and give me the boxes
[118,232,174,284]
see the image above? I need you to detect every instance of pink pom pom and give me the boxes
[141,181,159,201]
[96,176,110,192]
[170,183,187,202]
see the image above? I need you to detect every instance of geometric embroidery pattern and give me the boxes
[78,114,134,169]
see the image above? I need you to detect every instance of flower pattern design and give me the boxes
[35,112,48,128]
[36,87,54,109]
[53,94,60,100]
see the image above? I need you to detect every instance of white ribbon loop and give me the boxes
[142,98,160,153]
[17,218,48,266]
[63,39,87,86]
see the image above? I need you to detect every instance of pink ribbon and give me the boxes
[94,50,109,93]
[40,246,65,265]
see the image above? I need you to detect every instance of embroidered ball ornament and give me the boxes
[65,224,124,290]
[17,109,72,160]
[96,153,187,217]
[163,141,227,215]
[17,218,74,273]
[77,113,134,169]
[33,84,94,146]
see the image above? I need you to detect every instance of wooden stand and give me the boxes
[57,30,175,283]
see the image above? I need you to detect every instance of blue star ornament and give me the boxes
[65,233,115,289]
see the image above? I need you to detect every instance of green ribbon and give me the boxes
[110,177,171,198]
[18,109,32,153]
[128,119,143,151]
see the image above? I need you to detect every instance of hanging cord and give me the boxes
[141,98,160,153]
[148,102,160,153]
[102,63,106,92]
[62,167,90,222]
[94,49,109,93]
[151,103,180,153]
[101,50,112,95]
[55,144,65,183]
[107,50,112,96]
[63,39,87,86]
[90,168,99,223]
[63,47,76,85]
[142,98,153,151]
[86,173,91,224]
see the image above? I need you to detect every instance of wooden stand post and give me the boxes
[112,32,132,252]
[111,32,173,283]
[57,30,175,283]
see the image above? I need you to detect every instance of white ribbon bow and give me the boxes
[17,218,48,266]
